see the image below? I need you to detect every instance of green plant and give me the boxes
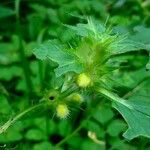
[0,16,150,149]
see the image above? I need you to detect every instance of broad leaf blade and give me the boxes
[33,40,83,77]
[99,85,150,140]
[112,39,146,54]
[65,18,106,37]
[113,101,150,140]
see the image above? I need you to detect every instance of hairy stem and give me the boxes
[0,103,45,134]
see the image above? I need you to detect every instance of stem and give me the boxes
[98,88,134,109]
[53,107,98,148]
[0,103,45,134]
[123,78,149,99]
[15,0,33,98]
[98,82,150,117]
[54,80,150,148]
[38,60,44,89]
[53,125,82,149]
[61,86,78,99]
[37,28,47,90]
[45,116,49,137]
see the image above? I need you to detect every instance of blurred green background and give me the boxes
[0,0,150,149]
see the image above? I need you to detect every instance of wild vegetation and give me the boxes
[0,0,150,149]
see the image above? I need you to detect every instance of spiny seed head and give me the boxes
[77,73,91,87]
[70,93,83,103]
[56,104,69,119]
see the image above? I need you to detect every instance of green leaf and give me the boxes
[93,105,114,125]
[107,119,126,137]
[65,18,105,37]
[131,26,150,50]
[0,103,47,134]
[113,100,150,140]
[25,128,46,141]
[82,120,104,137]
[34,118,56,134]
[33,141,52,150]
[58,120,72,137]
[33,40,83,77]
[0,123,23,142]
[146,54,150,70]
[0,66,22,81]
[66,20,144,56]
[112,68,150,89]
[81,139,105,150]
[0,6,15,18]
[99,85,150,140]
[122,26,150,54]
[0,95,11,115]
[112,39,146,54]
[109,137,136,150]
[67,136,82,149]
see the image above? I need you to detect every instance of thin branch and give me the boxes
[0,103,45,134]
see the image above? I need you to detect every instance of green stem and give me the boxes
[123,79,148,99]
[15,0,33,97]
[0,103,45,134]
[37,28,47,90]
[53,125,82,149]
[61,86,78,99]
[53,107,97,148]
[54,80,150,148]
[38,60,44,89]
[97,88,133,109]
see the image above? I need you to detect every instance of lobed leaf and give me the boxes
[99,83,150,140]
[33,40,83,77]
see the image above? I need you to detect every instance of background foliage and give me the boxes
[0,0,150,150]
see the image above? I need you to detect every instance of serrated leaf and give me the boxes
[33,40,83,77]
[65,18,106,37]
[130,26,150,70]
[67,20,144,56]
[132,26,150,45]
[99,85,150,140]
[131,26,150,51]
[113,101,150,140]
[65,24,90,37]
[112,39,146,54]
